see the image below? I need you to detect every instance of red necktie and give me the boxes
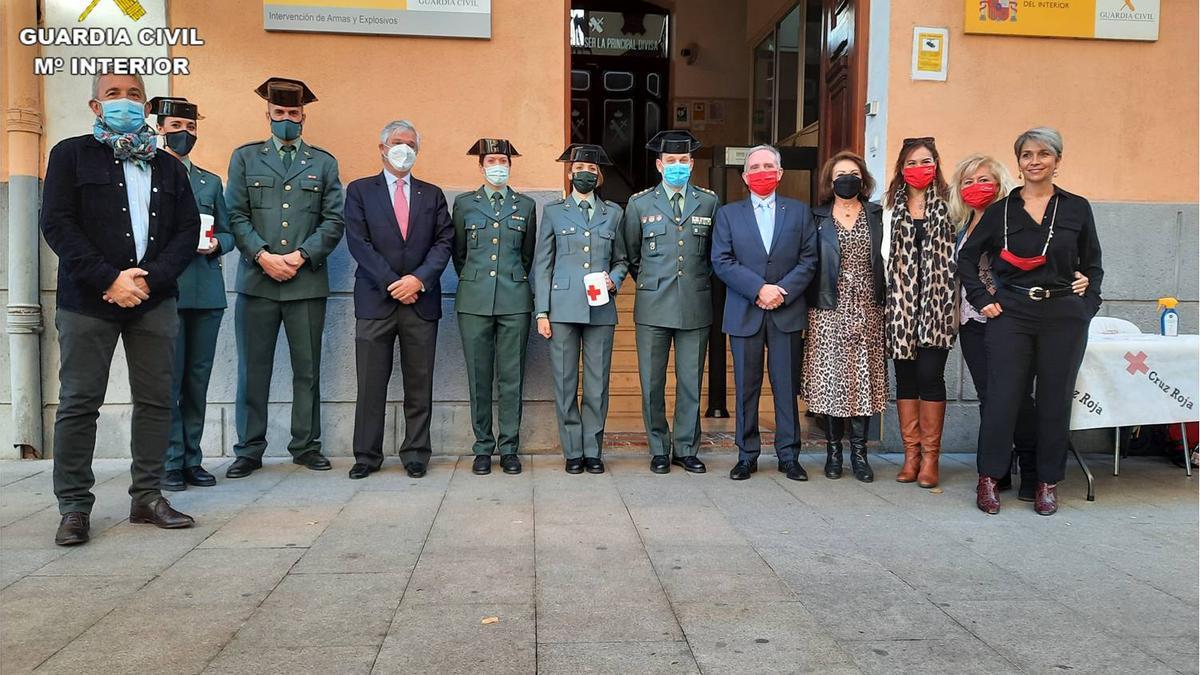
[393,179,409,239]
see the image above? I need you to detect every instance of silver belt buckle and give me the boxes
[1027,286,1048,301]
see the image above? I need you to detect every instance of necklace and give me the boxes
[835,200,859,223]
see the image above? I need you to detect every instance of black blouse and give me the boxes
[958,185,1103,312]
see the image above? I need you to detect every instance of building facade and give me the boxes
[1,0,1196,458]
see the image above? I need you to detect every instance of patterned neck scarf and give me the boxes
[885,185,959,359]
[92,118,157,168]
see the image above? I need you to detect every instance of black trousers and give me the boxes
[960,319,1037,472]
[978,290,1091,483]
[893,347,949,401]
[53,300,178,514]
[353,303,438,468]
[730,320,803,464]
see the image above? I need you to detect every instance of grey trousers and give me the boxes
[549,322,615,459]
[353,303,438,468]
[53,299,178,514]
[636,324,709,457]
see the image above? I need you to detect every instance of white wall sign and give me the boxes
[910,26,948,82]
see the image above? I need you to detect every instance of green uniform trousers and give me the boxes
[166,308,224,470]
[549,322,615,460]
[233,295,326,460]
[458,312,530,456]
[635,324,709,458]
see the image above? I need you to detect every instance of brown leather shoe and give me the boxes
[976,475,1000,515]
[129,498,195,529]
[895,399,922,483]
[1034,482,1058,516]
[917,400,946,488]
[55,512,90,546]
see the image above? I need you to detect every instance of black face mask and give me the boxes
[571,170,599,194]
[164,130,197,157]
[832,174,863,199]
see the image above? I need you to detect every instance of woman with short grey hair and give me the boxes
[958,126,1104,516]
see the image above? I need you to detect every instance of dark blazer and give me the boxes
[344,171,453,321]
[41,135,199,320]
[710,195,818,337]
[807,200,886,309]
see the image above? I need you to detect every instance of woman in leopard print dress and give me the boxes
[803,152,887,483]
[883,137,958,489]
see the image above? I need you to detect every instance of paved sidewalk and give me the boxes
[1,452,1196,674]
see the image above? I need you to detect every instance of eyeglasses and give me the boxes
[901,136,936,146]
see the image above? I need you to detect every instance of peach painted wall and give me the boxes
[168,0,569,191]
[886,1,1198,203]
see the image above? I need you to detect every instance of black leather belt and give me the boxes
[1007,284,1075,301]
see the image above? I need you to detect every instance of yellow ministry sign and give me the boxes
[965,0,1160,42]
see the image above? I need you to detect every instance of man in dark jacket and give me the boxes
[40,72,199,546]
[344,120,453,480]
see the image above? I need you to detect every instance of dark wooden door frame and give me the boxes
[818,0,870,169]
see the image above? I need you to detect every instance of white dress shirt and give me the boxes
[123,160,152,261]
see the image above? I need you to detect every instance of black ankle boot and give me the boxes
[848,416,874,483]
[823,416,844,479]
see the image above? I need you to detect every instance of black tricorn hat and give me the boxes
[646,130,701,154]
[467,138,521,157]
[147,96,201,120]
[254,77,317,107]
[556,143,612,166]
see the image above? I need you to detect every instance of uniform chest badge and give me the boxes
[691,216,712,225]
[512,215,525,221]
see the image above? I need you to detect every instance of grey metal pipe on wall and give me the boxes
[6,0,46,459]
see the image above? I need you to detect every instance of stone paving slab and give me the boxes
[0,453,1195,674]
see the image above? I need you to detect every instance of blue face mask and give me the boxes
[271,119,302,142]
[662,162,691,188]
[484,164,510,187]
[99,98,146,134]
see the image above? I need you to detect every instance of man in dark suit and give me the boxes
[711,144,818,482]
[344,120,453,479]
[40,71,199,546]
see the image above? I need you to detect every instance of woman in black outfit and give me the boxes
[959,127,1103,516]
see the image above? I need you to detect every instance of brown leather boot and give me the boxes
[917,400,946,488]
[895,399,922,482]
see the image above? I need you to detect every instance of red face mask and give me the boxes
[999,248,1047,271]
[961,182,999,209]
[745,170,780,197]
[902,164,936,190]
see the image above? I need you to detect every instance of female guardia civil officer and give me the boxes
[532,144,629,475]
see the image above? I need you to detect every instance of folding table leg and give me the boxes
[1113,427,1120,476]
[1071,442,1096,502]
[1181,423,1193,478]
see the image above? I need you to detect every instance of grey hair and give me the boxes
[380,120,421,150]
[743,144,782,171]
[1013,126,1063,159]
[91,71,146,100]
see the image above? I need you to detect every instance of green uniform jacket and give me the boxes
[176,163,235,310]
[452,186,538,316]
[532,196,628,326]
[225,139,345,300]
[623,183,719,330]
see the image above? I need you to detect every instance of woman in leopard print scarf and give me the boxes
[883,137,958,489]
